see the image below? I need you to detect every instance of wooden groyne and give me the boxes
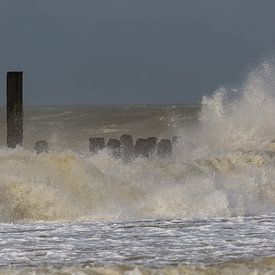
[4,71,179,159]
[34,136,178,161]
[88,135,176,161]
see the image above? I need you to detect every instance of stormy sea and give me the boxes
[1,61,275,274]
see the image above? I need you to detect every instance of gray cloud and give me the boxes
[0,0,275,105]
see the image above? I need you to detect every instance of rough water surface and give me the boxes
[1,215,275,274]
[1,60,275,273]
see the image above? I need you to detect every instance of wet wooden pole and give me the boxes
[7,72,23,148]
[134,138,150,159]
[120,135,134,163]
[89,137,105,154]
[107,138,121,159]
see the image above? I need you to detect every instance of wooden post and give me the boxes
[34,140,48,154]
[147,137,158,157]
[157,139,172,158]
[7,72,23,148]
[107,138,121,159]
[89,137,105,154]
[120,134,134,163]
[134,138,149,159]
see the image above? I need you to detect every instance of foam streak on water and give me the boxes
[0,214,275,269]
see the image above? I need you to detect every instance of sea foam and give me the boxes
[1,60,275,222]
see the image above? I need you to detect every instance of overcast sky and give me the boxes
[0,0,275,105]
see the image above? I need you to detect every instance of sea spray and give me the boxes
[0,146,274,222]
[199,59,275,153]
[0,61,275,222]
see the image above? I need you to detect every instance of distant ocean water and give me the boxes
[1,60,275,273]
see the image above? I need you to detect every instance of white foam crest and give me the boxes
[2,60,275,222]
[0,146,275,222]
[198,59,275,153]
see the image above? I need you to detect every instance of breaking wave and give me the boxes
[200,58,275,153]
[1,59,275,222]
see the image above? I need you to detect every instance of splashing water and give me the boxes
[199,59,275,153]
[1,60,275,223]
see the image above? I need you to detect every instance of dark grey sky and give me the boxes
[0,0,275,105]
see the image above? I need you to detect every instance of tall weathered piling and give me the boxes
[7,71,23,148]
[120,134,134,162]
[134,138,149,159]
[107,138,121,159]
[89,137,105,154]
[157,139,172,158]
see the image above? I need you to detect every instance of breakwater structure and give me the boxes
[35,133,178,161]
[88,135,177,161]
[6,71,178,160]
